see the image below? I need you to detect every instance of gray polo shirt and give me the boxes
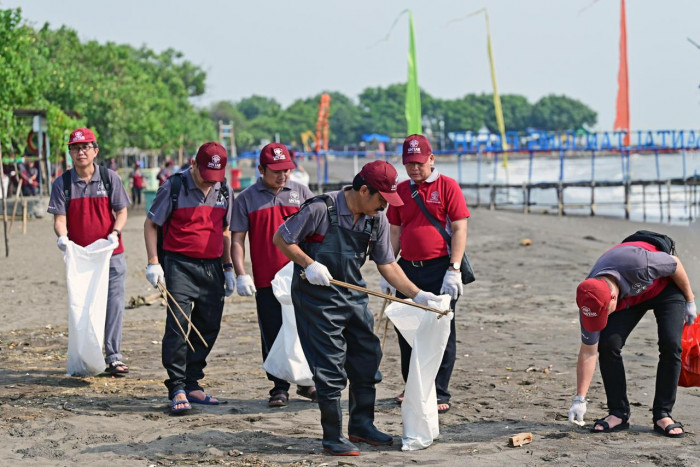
[279,187,395,265]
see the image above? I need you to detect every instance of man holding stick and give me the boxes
[273,160,444,456]
[144,142,234,414]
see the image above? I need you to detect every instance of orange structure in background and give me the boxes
[315,93,331,153]
[613,0,630,146]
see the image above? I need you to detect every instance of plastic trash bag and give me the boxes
[385,295,453,451]
[64,238,117,376]
[262,262,314,386]
[679,319,700,387]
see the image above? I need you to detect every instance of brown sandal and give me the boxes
[268,390,288,408]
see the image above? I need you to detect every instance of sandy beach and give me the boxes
[1,198,699,465]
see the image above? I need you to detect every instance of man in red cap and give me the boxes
[273,160,443,456]
[384,134,470,414]
[144,142,234,414]
[231,143,316,407]
[48,127,131,376]
[569,238,696,437]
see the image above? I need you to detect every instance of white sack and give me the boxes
[385,295,453,451]
[64,238,117,376]
[262,261,314,386]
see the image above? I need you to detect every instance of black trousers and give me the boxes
[162,253,224,399]
[255,286,292,394]
[395,256,458,402]
[598,283,685,421]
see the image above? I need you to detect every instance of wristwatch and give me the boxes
[112,228,121,237]
[449,262,461,271]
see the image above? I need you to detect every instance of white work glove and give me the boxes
[57,235,69,252]
[568,395,587,426]
[145,263,165,288]
[224,270,235,297]
[413,289,442,307]
[685,300,697,326]
[107,233,119,249]
[304,261,333,286]
[379,276,395,295]
[440,269,463,300]
[236,274,257,296]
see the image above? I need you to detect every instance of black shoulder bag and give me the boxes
[410,184,475,285]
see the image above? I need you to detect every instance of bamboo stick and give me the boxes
[157,281,209,348]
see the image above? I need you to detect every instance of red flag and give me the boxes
[613,0,630,146]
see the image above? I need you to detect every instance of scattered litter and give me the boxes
[509,432,533,447]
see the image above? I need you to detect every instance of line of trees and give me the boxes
[1,7,597,160]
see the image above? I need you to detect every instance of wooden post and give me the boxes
[522,181,528,214]
[557,182,564,217]
[489,183,495,210]
[590,180,596,217]
[624,181,631,220]
[9,180,22,233]
[642,183,647,222]
[658,180,663,223]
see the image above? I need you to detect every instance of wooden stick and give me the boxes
[374,296,390,334]
[9,180,21,233]
[164,299,195,353]
[381,311,391,350]
[327,278,449,317]
[157,282,209,348]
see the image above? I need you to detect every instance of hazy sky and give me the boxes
[4,0,700,132]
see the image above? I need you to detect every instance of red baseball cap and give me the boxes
[259,143,296,170]
[68,128,97,145]
[359,160,403,207]
[576,278,612,332]
[196,142,227,182]
[402,134,432,164]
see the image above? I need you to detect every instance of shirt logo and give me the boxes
[273,148,286,160]
[208,155,222,169]
[289,190,300,204]
[631,282,646,294]
[407,139,421,153]
[428,190,440,203]
[580,306,597,318]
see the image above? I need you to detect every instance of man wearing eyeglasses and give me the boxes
[48,127,131,376]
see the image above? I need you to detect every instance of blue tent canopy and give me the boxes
[361,133,391,143]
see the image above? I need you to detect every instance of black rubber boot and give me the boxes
[347,388,393,446]
[319,400,360,456]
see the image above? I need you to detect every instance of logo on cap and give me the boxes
[208,155,222,169]
[273,148,286,161]
[72,131,85,142]
[580,306,597,318]
[407,139,421,153]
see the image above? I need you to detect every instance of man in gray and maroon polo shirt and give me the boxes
[48,127,131,376]
[144,142,234,414]
[231,143,316,407]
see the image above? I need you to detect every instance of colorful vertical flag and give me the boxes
[613,0,630,146]
[405,10,422,135]
[484,9,509,164]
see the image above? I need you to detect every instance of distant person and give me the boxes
[47,128,131,376]
[109,158,118,171]
[569,234,696,437]
[288,149,310,186]
[19,161,38,196]
[231,143,316,407]
[158,160,174,186]
[129,162,144,206]
[144,142,235,414]
[384,134,469,414]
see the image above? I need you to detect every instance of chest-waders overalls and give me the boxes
[292,196,393,453]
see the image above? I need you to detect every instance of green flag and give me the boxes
[405,10,422,135]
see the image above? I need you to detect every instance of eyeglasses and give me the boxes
[68,145,94,154]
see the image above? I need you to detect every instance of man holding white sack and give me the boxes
[231,142,316,407]
[48,128,130,376]
[273,160,443,456]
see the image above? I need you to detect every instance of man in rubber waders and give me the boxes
[569,237,696,438]
[273,160,444,456]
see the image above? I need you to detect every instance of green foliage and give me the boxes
[530,94,597,131]
[0,7,215,160]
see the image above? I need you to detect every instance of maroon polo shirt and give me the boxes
[147,169,233,259]
[48,164,130,255]
[231,178,314,288]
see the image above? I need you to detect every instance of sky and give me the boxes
[3,0,700,133]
